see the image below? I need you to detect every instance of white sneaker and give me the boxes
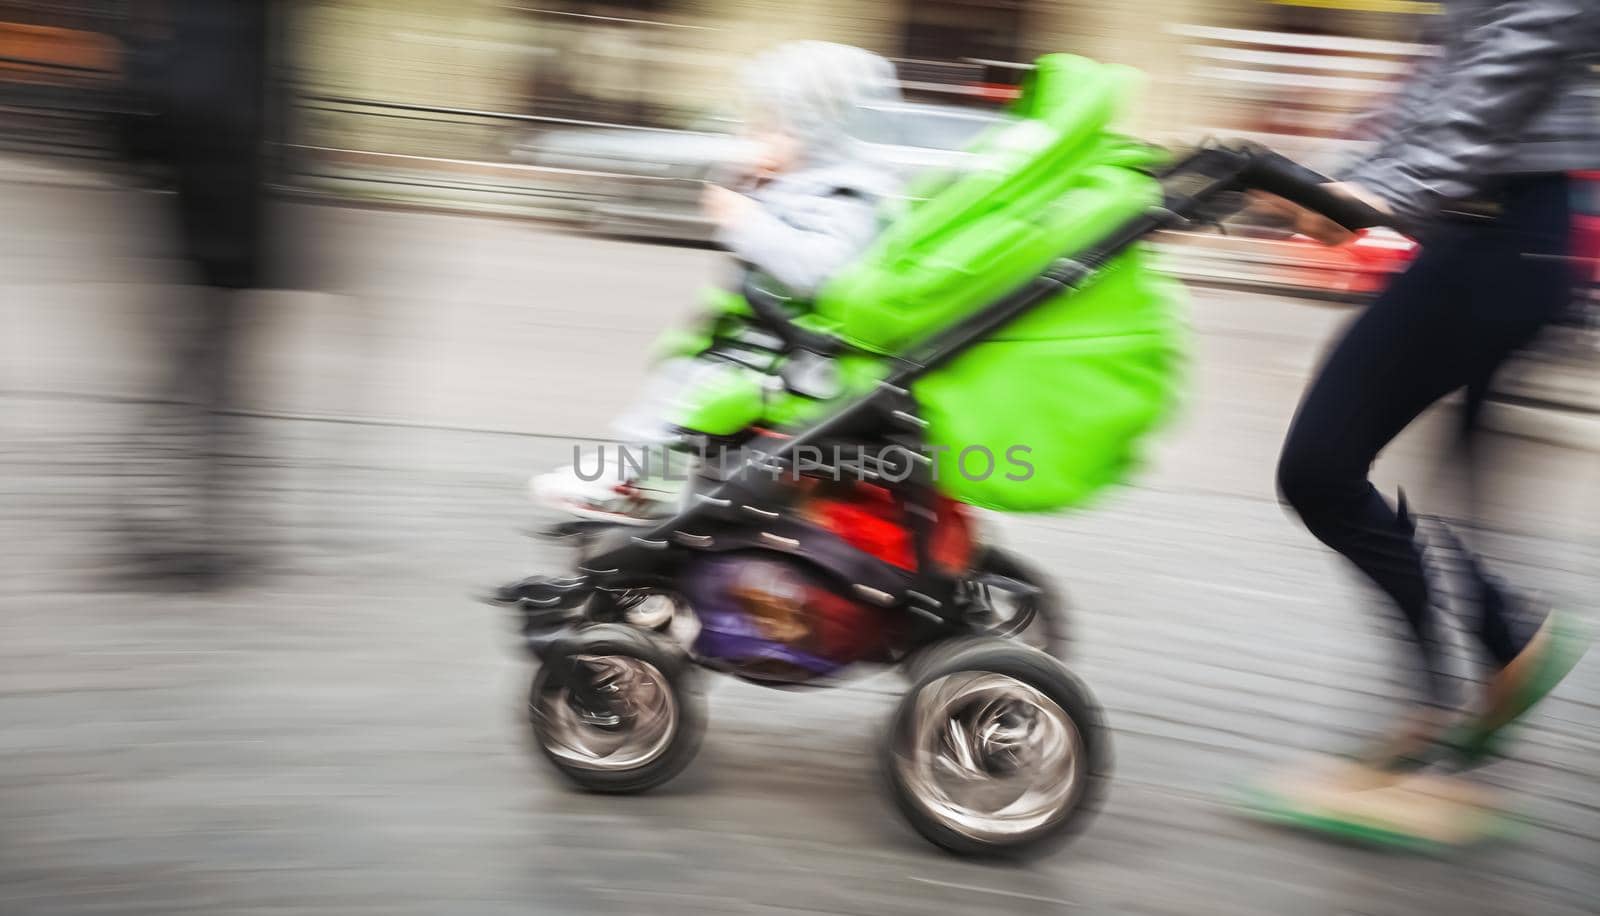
[530,465,679,525]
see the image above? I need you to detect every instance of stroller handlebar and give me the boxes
[1235,149,1390,232]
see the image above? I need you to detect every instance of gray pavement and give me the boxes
[3,172,1598,915]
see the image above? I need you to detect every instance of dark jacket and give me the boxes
[1344,0,1600,228]
[117,0,278,289]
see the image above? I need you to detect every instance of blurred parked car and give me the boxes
[512,102,1010,242]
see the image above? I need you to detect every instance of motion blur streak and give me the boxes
[2,1,1596,914]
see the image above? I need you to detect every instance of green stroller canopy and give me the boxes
[678,54,1186,513]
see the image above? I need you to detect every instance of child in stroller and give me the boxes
[533,41,904,523]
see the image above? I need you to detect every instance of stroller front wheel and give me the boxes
[528,624,705,793]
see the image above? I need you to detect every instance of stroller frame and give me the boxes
[504,143,1387,648]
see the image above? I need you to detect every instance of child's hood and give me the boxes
[740,42,902,169]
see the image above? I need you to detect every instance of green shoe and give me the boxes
[1445,609,1591,766]
[1234,760,1517,853]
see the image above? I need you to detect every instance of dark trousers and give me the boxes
[1276,174,1572,703]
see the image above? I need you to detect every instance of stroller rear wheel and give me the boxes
[528,624,705,793]
[884,638,1108,857]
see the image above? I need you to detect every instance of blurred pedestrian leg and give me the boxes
[112,0,281,587]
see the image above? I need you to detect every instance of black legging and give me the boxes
[1277,174,1572,705]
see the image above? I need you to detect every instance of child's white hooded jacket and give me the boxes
[714,42,904,298]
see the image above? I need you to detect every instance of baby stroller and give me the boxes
[491,55,1388,857]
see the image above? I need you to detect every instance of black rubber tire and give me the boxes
[528,624,705,794]
[883,637,1110,859]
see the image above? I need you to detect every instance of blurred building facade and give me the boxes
[1,1,1443,164]
[287,0,1441,160]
